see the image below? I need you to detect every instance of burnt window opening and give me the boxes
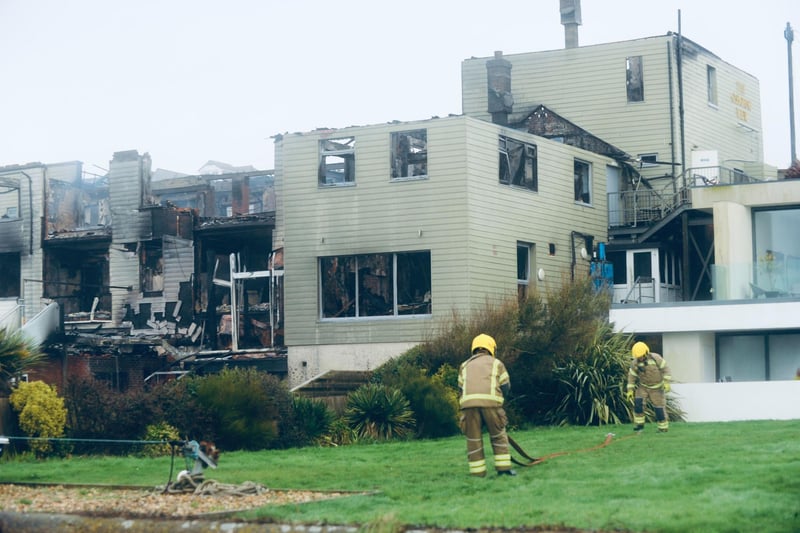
[499,136,537,191]
[43,249,111,320]
[574,159,592,204]
[319,136,355,186]
[0,183,20,220]
[707,65,718,107]
[320,251,431,319]
[391,129,428,179]
[638,154,659,168]
[140,240,164,296]
[626,56,644,103]
[0,252,20,298]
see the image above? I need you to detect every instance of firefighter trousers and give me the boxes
[634,387,669,431]
[460,406,512,476]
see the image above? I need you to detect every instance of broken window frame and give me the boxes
[319,136,356,187]
[626,56,644,103]
[574,159,592,205]
[319,251,432,319]
[499,136,538,191]
[140,239,164,297]
[0,180,20,220]
[707,65,718,107]
[391,129,428,180]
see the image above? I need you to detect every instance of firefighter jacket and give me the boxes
[627,352,672,390]
[458,352,510,408]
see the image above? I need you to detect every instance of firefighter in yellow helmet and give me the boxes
[626,341,672,432]
[458,334,515,477]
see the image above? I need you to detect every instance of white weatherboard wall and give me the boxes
[672,382,800,422]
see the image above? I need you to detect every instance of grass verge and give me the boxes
[0,420,798,532]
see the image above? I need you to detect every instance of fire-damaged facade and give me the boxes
[0,151,284,393]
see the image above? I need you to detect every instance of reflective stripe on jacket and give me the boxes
[459,353,509,408]
[627,352,672,390]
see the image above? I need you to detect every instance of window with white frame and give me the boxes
[574,159,591,204]
[319,136,355,186]
[626,56,644,102]
[320,251,431,318]
[391,129,427,179]
[659,249,681,287]
[517,242,534,302]
[499,136,537,191]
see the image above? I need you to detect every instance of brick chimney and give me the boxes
[560,0,582,49]
[486,51,513,126]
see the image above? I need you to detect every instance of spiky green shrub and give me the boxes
[9,380,67,457]
[289,394,335,447]
[546,324,632,425]
[0,328,45,396]
[140,421,181,457]
[323,416,357,447]
[194,367,292,451]
[377,362,458,439]
[344,383,415,441]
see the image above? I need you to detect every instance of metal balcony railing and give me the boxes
[608,166,762,229]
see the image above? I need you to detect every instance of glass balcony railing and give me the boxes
[711,261,800,301]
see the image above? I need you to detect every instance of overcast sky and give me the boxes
[1,0,798,175]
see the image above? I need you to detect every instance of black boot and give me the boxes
[497,469,517,476]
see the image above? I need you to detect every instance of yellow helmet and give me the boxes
[471,334,497,357]
[632,342,650,359]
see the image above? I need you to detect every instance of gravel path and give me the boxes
[0,483,348,519]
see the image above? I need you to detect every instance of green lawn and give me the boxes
[0,420,798,532]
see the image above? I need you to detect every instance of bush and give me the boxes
[379,362,458,439]
[546,324,632,425]
[140,421,181,458]
[194,367,292,451]
[0,328,45,397]
[344,383,415,441]
[63,377,160,455]
[9,380,67,457]
[289,395,335,447]
[148,376,218,444]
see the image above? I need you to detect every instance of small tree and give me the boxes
[10,380,67,456]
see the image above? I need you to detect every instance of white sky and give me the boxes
[1,0,798,175]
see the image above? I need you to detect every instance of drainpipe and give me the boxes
[786,22,797,165]
[667,43,677,196]
[676,11,687,188]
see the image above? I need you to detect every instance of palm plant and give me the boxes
[344,383,415,441]
[0,328,45,396]
[547,324,631,426]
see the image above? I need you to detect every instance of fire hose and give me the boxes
[508,431,641,467]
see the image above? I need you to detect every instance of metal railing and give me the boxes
[620,276,656,304]
[608,166,762,228]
